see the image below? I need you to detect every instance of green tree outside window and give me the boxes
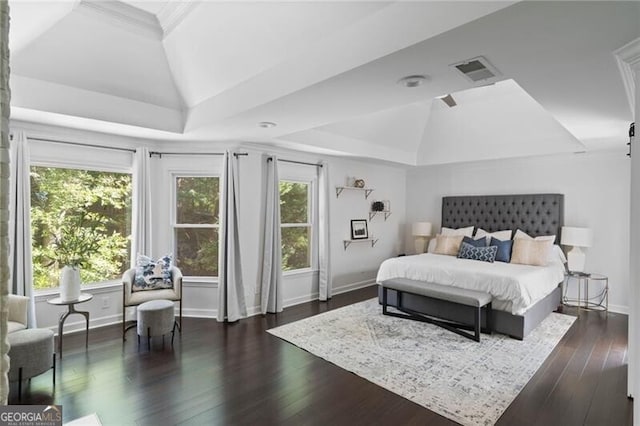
[280,181,311,271]
[30,166,132,290]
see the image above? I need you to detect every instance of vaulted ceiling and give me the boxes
[8,1,640,165]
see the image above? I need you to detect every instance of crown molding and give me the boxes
[157,1,200,38]
[76,0,163,40]
[614,37,640,114]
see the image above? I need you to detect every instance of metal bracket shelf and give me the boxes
[343,238,378,250]
[369,211,391,221]
[335,186,374,199]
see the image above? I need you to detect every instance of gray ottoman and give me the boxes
[8,328,55,399]
[137,299,177,350]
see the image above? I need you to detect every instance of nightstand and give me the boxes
[563,272,608,313]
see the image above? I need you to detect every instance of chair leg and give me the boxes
[171,321,176,346]
[147,327,151,349]
[18,367,22,401]
[52,354,56,387]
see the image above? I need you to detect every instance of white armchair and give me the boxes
[122,266,182,340]
[8,294,29,333]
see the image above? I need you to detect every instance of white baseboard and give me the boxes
[44,313,123,336]
[182,308,216,318]
[608,304,628,315]
[47,279,379,335]
[332,279,376,296]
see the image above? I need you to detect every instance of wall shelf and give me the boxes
[369,211,391,221]
[335,186,374,199]
[343,238,378,250]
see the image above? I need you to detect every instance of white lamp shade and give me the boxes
[412,222,432,237]
[561,226,592,247]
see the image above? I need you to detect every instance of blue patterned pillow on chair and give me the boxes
[133,254,174,291]
[457,242,498,263]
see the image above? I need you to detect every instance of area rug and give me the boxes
[267,298,575,426]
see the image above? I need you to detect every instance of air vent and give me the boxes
[451,56,501,83]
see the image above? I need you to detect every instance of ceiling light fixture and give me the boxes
[258,121,277,128]
[397,75,429,88]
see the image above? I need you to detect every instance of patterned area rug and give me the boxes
[267,298,575,426]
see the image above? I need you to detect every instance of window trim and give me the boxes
[171,173,221,278]
[30,163,133,292]
[279,177,318,273]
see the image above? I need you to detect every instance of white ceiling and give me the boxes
[7,0,640,166]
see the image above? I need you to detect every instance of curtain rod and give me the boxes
[149,151,249,158]
[12,135,136,153]
[267,157,323,168]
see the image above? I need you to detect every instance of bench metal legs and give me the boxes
[382,287,492,342]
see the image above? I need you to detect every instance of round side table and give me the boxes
[563,272,608,313]
[47,293,93,358]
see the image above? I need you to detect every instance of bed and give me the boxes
[377,193,565,339]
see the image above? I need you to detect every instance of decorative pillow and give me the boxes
[427,238,437,253]
[462,236,486,248]
[133,254,174,292]
[433,235,465,256]
[457,242,498,263]
[475,228,512,241]
[441,226,474,237]
[489,237,513,263]
[510,239,553,266]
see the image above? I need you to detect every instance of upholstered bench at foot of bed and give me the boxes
[380,278,492,342]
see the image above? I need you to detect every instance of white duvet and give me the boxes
[376,254,565,315]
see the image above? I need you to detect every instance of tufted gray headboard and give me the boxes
[442,194,564,243]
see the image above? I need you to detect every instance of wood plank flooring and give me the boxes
[9,286,632,425]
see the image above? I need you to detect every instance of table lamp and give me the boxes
[561,226,592,272]
[412,222,432,254]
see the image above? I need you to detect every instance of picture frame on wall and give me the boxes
[350,219,369,240]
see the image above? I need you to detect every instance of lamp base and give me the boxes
[567,247,586,272]
[414,237,427,254]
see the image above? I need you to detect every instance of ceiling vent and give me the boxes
[451,56,501,84]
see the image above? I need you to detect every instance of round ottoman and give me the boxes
[8,328,55,400]
[137,299,176,350]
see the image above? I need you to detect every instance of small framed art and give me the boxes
[350,219,369,240]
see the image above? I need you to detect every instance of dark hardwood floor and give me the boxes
[9,286,632,425]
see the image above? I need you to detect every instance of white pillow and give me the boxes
[441,226,474,237]
[514,229,556,242]
[427,238,437,253]
[475,228,512,241]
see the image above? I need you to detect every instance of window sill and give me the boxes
[34,280,121,302]
[283,268,318,278]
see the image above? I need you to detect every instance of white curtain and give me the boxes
[318,161,332,301]
[1,0,11,404]
[131,146,152,263]
[217,151,246,322]
[259,155,283,314]
[8,131,36,327]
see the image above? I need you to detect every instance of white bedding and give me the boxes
[376,254,565,315]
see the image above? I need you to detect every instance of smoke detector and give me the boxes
[450,56,501,84]
[397,74,429,88]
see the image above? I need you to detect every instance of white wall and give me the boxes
[405,149,631,313]
[14,122,407,333]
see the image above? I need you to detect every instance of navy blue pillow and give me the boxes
[457,242,497,263]
[489,237,513,263]
[462,236,486,248]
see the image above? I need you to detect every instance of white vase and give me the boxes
[60,265,82,302]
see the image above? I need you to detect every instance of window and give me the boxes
[174,176,219,277]
[30,166,132,290]
[280,180,312,271]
